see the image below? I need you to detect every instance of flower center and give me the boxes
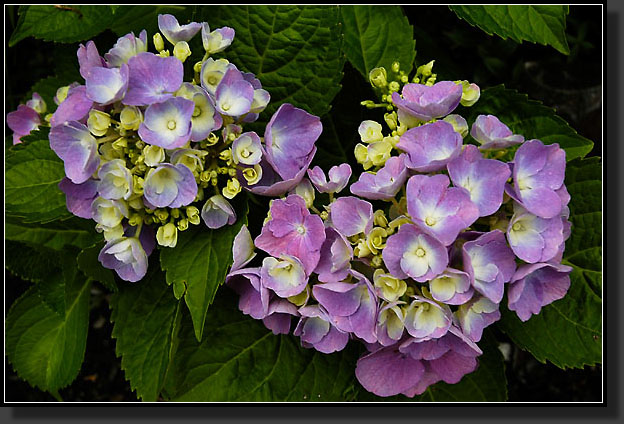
[241,148,251,158]
[512,222,524,232]
[416,247,426,257]
[425,217,436,226]
[193,106,201,117]
[208,76,218,85]
[167,120,177,130]
[296,225,306,235]
[221,102,231,111]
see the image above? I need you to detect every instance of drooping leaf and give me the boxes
[163,289,360,401]
[460,85,594,161]
[5,216,101,251]
[110,266,182,401]
[6,266,91,392]
[5,138,72,223]
[160,200,248,342]
[354,330,507,401]
[9,5,117,46]
[77,243,118,292]
[449,5,570,55]
[197,5,345,119]
[340,5,416,79]
[497,158,602,369]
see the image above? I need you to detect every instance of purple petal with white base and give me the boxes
[462,230,516,304]
[406,173,479,246]
[49,121,100,184]
[307,163,351,194]
[507,203,565,263]
[456,296,501,342]
[77,41,106,80]
[158,14,201,44]
[123,52,183,106]
[201,194,236,229]
[243,150,317,197]
[397,120,463,172]
[404,296,452,340]
[447,144,511,217]
[391,81,462,122]
[143,163,198,208]
[98,237,148,282]
[201,23,235,54]
[105,30,148,67]
[471,114,524,150]
[232,132,263,165]
[511,140,567,219]
[314,227,353,283]
[264,103,322,181]
[376,303,406,346]
[86,64,129,105]
[350,154,408,201]
[138,96,194,149]
[97,159,133,200]
[50,86,93,127]
[508,263,572,322]
[428,268,474,305]
[294,305,349,354]
[329,196,373,237]
[383,223,448,282]
[215,67,254,117]
[254,194,325,274]
[58,177,98,219]
[261,255,308,298]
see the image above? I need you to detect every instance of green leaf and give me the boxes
[9,5,117,46]
[5,216,101,251]
[77,243,118,292]
[5,241,62,284]
[5,138,72,223]
[449,5,570,55]
[497,158,602,369]
[460,85,594,161]
[354,330,507,401]
[110,266,182,401]
[6,267,91,392]
[199,5,345,118]
[340,6,416,79]
[163,290,360,401]
[23,76,73,115]
[160,200,248,342]
[109,5,190,37]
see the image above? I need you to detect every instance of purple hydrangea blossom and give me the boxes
[97,159,134,200]
[123,52,184,106]
[231,225,257,272]
[260,255,308,298]
[138,96,194,149]
[307,163,352,194]
[77,40,106,80]
[456,296,501,342]
[397,120,463,172]
[187,87,223,141]
[391,81,463,122]
[294,305,350,354]
[508,263,572,322]
[58,177,99,219]
[242,153,316,197]
[403,296,452,340]
[231,132,263,165]
[428,268,474,305]
[382,223,448,282]
[158,14,202,44]
[329,196,373,237]
[201,23,236,54]
[263,103,322,181]
[227,267,269,319]
[254,194,326,274]
[262,299,300,335]
[98,236,148,282]
[201,194,236,229]
[143,163,198,208]
[507,203,565,263]
[50,86,94,127]
[447,144,511,217]
[462,230,516,304]
[91,197,129,232]
[214,67,254,117]
[85,64,129,105]
[509,140,567,219]
[105,30,148,67]
[376,303,406,347]
[200,58,235,96]
[406,174,479,246]
[49,121,100,184]
[470,114,524,150]
[7,104,40,144]
[350,154,408,201]
[314,227,353,283]
[313,271,378,343]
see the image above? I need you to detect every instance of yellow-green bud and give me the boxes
[120,106,143,131]
[458,80,481,107]
[320,210,329,220]
[222,178,241,199]
[170,208,181,218]
[287,286,310,307]
[157,223,178,247]
[128,214,143,226]
[177,218,189,231]
[366,227,388,255]
[242,165,262,186]
[354,239,372,258]
[206,132,219,146]
[373,209,388,227]
[388,81,400,93]
[158,49,170,58]
[391,61,401,73]
[358,120,384,143]
[384,112,398,131]
[112,137,128,151]
[367,139,393,167]
[143,145,165,167]
[193,61,203,73]
[417,60,435,78]
[369,67,388,89]
[153,33,165,52]
[354,143,372,169]
[293,179,315,209]
[87,110,111,137]
[400,75,408,83]
[228,168,237,177]
[186,206,201,225]
[173,41,191,63]
[155,209,169,222]
[373,269,407,302]
[200,170,211,182]
[55,85,71,105]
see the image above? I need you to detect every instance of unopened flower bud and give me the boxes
[458,80,481,107]
[391,61,401,73]
[358,120,384,143]
[173,41,191,63]
[87,110,111,137]
[153,33,165,52]
[155,209,169,222]
[186,206,201,225]
[388,81,400,93]
[293,179,315,209]
[242,164,262,186]
[143,145,165,167]
[374,209,388,227]
[120,106,143,131]
[369,67,388,88]
[222,178,241,199]
[384,112,398,131]
[177,218,189,231]
[158,49,170,57]
[417,60,435,77]
[157,223,178,247]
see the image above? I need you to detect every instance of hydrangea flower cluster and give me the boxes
[226,61,573,397]
[8,15,322,282]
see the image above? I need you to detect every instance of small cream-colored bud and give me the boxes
[186,206,201,225]
[120,106,143,131]
[373,209,388,227]
[369,67,388,89]
[242,164,263,186]
[153,33,165,52]
[143,145,165,167]
[391,61,401,73]
[157,223,178,247]
[173,41,191,63]
[177,218,189,231]
[222,178,241,199]
[87,110,111,137]
[384,112,398,131]
[388,81,400,93]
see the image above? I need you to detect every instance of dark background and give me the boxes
[5,5,603,403]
